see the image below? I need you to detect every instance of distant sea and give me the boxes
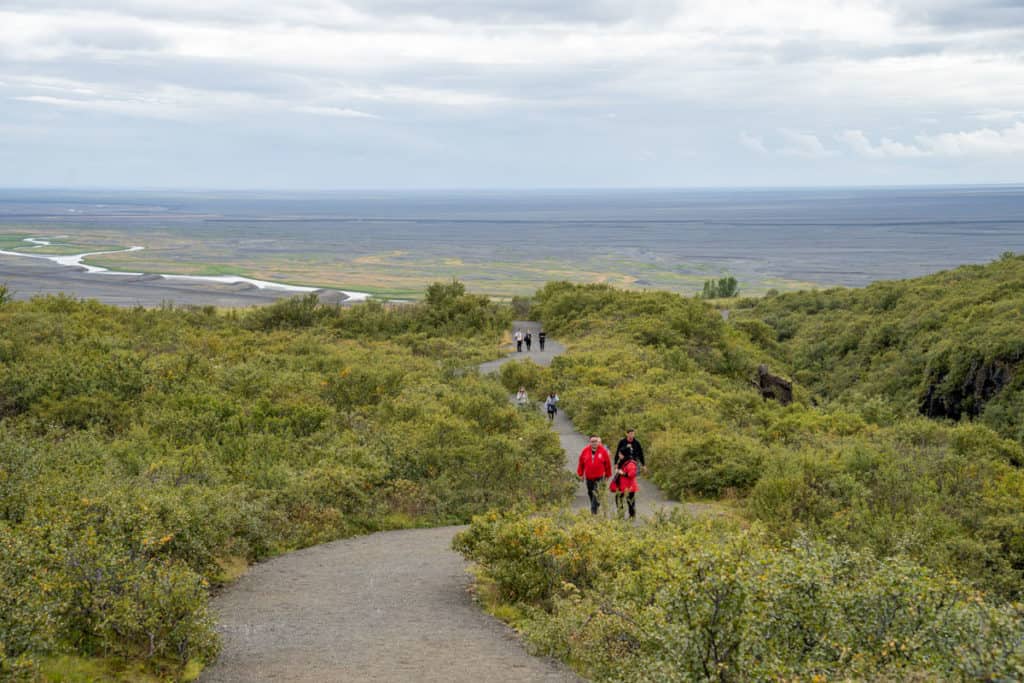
[1,186,1023,291]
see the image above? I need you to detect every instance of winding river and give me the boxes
[0,238,370,300]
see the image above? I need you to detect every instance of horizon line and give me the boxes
[1,182,1023,194]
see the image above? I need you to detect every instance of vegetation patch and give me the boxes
[448,272,1024,680]
[0,282,570,679]
[456,511,1024,681]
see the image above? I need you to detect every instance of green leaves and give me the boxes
[457,512,1024,681]
[0,287,560,676]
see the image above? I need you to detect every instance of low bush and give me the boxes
[533,281,1024,600]
[497,359,550,395]
[456,511,1024,682]
[0,286,564,677]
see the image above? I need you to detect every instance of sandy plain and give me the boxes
[0,254,353,308]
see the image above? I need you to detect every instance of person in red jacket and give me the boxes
[577,435,612,515]
[609,449,639,520]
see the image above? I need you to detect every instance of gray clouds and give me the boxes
[0,0,1022,188]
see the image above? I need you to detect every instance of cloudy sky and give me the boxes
[1,0,1023,189]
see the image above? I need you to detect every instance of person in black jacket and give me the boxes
[615,429,645,474]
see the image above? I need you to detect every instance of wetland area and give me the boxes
[2,186,1023,305]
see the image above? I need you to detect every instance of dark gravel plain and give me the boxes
[0,254,351,307]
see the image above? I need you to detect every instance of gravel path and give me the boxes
[201,321,687,682]
[199,527,578,682]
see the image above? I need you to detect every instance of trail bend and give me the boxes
[201,321,683,682]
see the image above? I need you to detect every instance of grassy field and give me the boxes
[1,227,822,299]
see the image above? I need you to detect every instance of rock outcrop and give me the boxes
[920,357,1016,420]
[755,364,793,405]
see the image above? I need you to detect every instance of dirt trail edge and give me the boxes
[201,321,676,682]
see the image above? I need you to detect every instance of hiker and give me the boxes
[525,330,532,351]
[515,329,523,352]
[544,391,559,421]
[610,447,639,520]
[577,435,611,515]
[515,386,529,407]
[615,429,646,474]
[538,330,546,351]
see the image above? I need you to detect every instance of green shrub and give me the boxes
[497,359,548,395]
[649,429,765,498]
[457,511,1024,681]
[740,254,1024,442]
[0,284,562,675]
[534,279,1024,600]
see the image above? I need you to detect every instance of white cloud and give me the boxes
[916,121,1024,157]
[841,122,1024,158]
[292,105,378,118]
[2,1,1024,186]
[739,131,768,154]
[13,94,191,119]
[838,129,926,158]
[971,108,1024,122]
[778,129,835,158]
[12,84,380,122]
[341,85,511,107]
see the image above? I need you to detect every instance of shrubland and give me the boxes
[736,252,1024,442]
[455,270,1024,680]
[0,281,571,679]
[456,511,1024,681]
[527,277,1024,597]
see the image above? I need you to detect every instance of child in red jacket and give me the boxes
[609,450,639,520]
[577,435,612,515]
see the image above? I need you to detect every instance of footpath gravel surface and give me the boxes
[202,321,688,682]
[199,527,578,682]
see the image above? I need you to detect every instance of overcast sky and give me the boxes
[1,0,1023,189]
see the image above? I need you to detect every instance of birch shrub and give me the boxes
[0,287,562,677]
[532,281,1024,599]
[456,511,1024,682]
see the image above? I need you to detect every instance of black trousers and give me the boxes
[585,478,603,515]
[615,491,636,518]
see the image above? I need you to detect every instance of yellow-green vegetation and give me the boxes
[455,269,1024,680]
[528,277,1024,596]
[35,654,200,683]
[0,282,572,679]
[455,511,1024,681]
[86,250,812,299]
[2,228,816,299]
[0,233,127,256]
[0,234,32,249]
[735,251,1024,442]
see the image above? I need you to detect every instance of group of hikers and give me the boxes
[515,387,560,421]
[513,328,546,352]
[516,387,645,518]
[509,327,644,520]
[577,430,645,519]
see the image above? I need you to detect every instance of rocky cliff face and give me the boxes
[920,357,1016,420]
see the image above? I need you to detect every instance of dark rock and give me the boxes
[755,364,793,405]
[920,357,1016,420]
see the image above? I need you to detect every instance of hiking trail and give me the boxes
[200,321,687,682]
